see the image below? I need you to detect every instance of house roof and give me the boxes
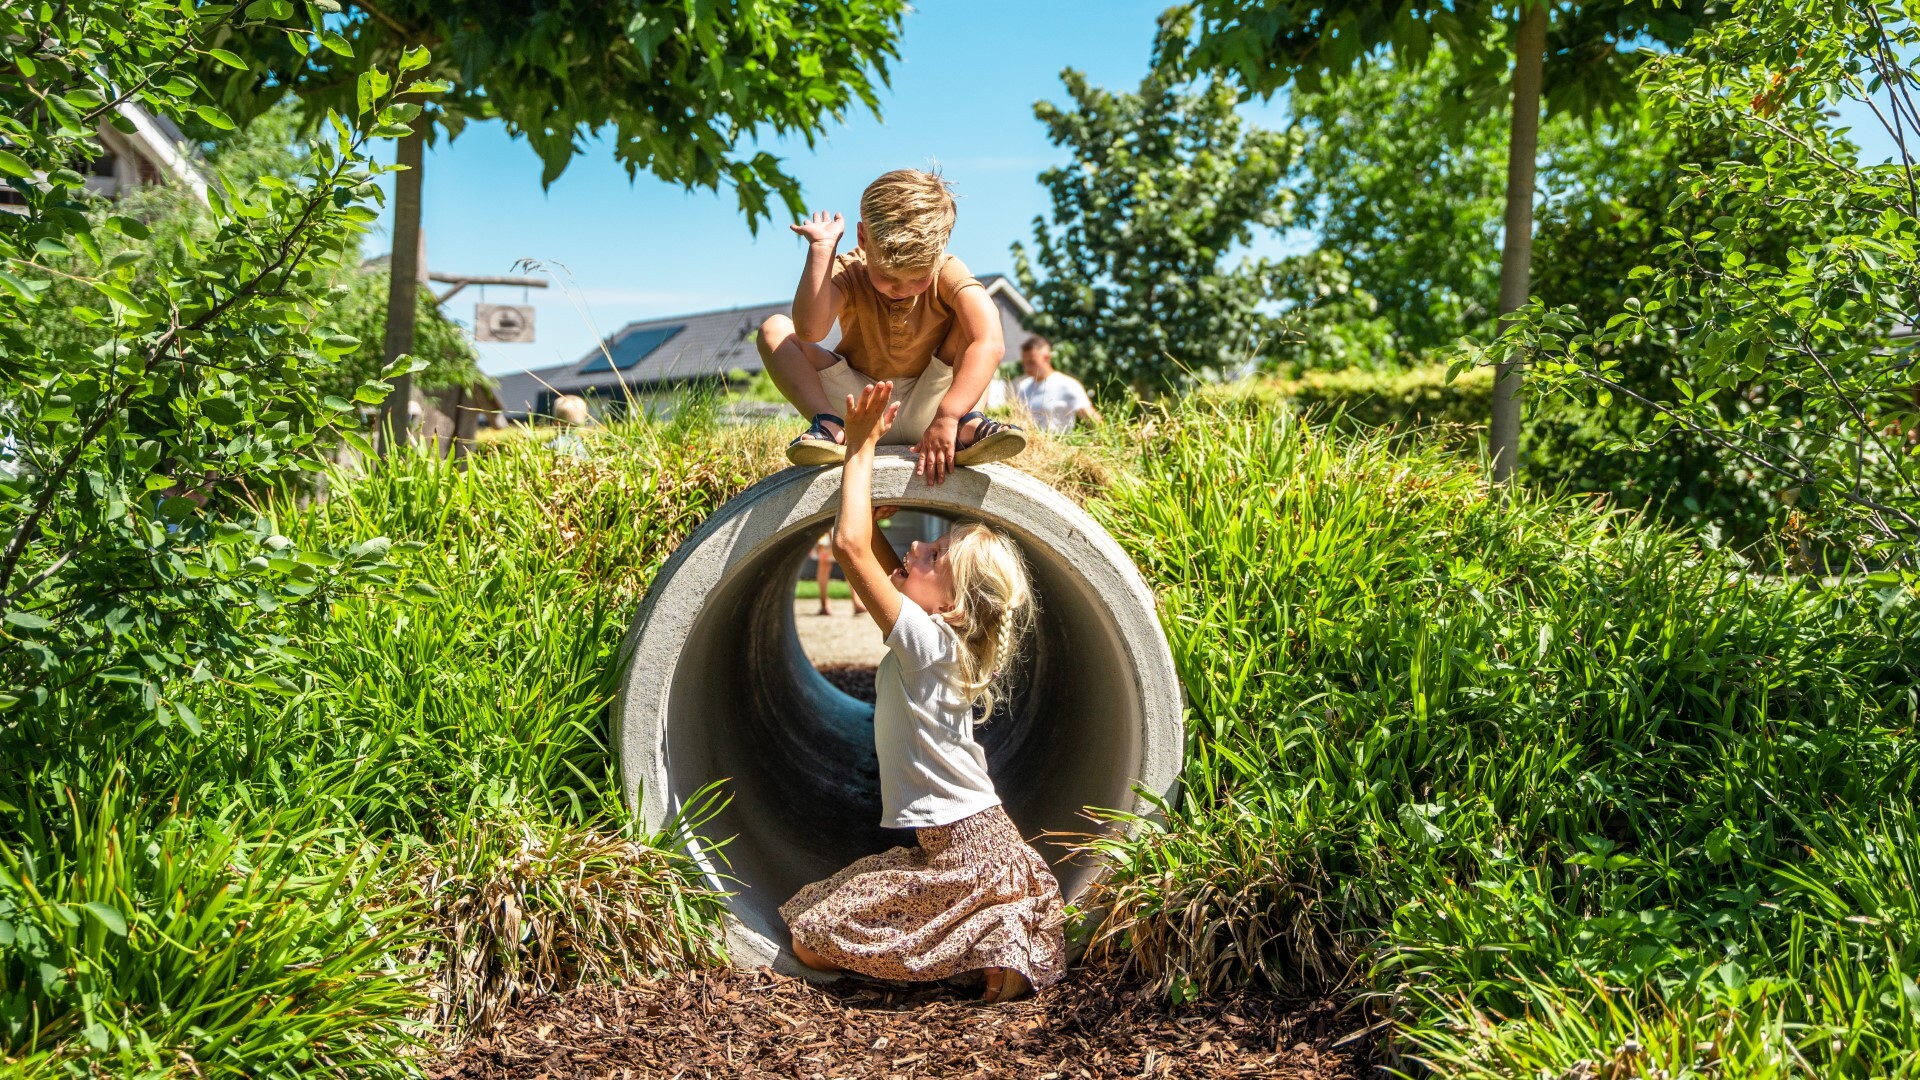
[492,274,1035,419]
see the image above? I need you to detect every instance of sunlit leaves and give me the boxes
[0,0,438,728]
[1495,0,1920,565]
[197,0,907,229]
[1014,71,1301,395]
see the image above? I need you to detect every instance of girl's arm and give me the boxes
[867,505,904,576]
[831,383,905,636]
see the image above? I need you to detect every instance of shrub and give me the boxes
[1229,363,1495,433]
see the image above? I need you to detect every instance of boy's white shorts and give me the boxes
[816,356,960,446]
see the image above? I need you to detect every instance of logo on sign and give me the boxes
[475,303,535,343]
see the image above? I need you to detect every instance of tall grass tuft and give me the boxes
[1081,399,1919,1070]
[0,416,777,1069]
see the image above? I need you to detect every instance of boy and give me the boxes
[756,169,1026,484]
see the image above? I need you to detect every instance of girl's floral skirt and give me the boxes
[779,804,1067,991]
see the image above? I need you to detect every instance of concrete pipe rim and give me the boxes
[616,453,1183,973]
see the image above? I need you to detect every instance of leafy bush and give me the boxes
[1080,395,1919,1071]
[1226,363,1495,433]
[1494,0,1920,571]
[2,413,769,1066]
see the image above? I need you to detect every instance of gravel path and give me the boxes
[794,599,888,667]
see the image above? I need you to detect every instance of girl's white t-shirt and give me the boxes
[873,596,1002,829]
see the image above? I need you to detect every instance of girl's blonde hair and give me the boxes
[941,522,1034,720]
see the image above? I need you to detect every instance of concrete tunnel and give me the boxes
[616,452,1184,971]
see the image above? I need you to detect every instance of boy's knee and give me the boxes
[758,313,795,355]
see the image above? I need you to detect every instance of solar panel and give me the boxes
[579,325,685,373]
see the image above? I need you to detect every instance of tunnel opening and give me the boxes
[792,509,957,702]
[620,457,1181,969]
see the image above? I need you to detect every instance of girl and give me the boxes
[780,382,1067,1003]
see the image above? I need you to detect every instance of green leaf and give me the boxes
[0,149,32,178]
[106,215,151,240]
[84,901,128,935]
[321,395,356,413]
[194,105,236,131]
[0,270,41,305]
[207,47,248,70]
[201,397,245,426]
[5,611,52,631]
[92,282,150,316]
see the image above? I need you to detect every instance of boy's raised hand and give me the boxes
[843,382,900,450]
[791,210,846,247]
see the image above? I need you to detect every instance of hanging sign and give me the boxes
[475,303,535,342]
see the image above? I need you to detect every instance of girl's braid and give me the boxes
[991,604,1015,680]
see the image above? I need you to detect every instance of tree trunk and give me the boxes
[1490,0,1547,487]
[378,115,427,456]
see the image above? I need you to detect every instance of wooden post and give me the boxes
[378,114,427,456]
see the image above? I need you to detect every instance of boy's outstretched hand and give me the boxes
[843,382,900,451]
[791,210,846,247]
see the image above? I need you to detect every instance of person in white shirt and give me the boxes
[779,381,1066,1004]
[1012,335,1102,433]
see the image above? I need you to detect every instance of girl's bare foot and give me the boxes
[981,966,1029,1002]
[791,937,841,972]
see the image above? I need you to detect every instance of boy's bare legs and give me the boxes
[759,314,844,445]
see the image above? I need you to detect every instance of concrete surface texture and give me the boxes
[616,451,1184,973]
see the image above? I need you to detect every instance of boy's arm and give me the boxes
[790,211,845,342]
[832,384,905,635]
[915,286,1004,484]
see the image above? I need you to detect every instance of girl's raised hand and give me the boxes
[843,382,900,449]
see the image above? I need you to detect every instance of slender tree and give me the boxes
[203,0,907,450]
[1157,0,1723,484]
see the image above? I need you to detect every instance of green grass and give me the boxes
[795,578,854,600]
[0,420,777,1075]
[1077,399,1919,1075]
[3,394,1913,1075]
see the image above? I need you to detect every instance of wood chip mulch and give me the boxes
[817,663,877,703]
[429,963,1378,1079]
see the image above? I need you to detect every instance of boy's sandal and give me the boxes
[786,413,848,466]
[980,967,1030,1003]
[952,411,1028,466]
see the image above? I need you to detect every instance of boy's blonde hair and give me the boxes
[942,522,1034,721]
[860,169,956,275]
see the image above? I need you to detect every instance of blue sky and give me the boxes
[372,0,1288,377]
[368,3,1897,378]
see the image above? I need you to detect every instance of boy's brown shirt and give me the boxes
[829,249,983,380]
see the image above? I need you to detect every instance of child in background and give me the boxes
[812,533,866,617]
[756,169,1026,485]
[780,381,1064,1003]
